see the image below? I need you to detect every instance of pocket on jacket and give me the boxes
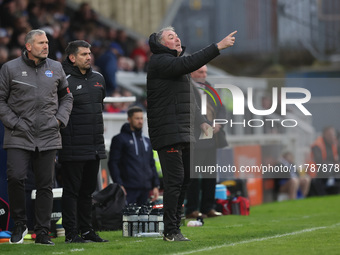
[43,116,59,131]
[15,118,29,131]
[11,118,29,137]
[53,116,60,129]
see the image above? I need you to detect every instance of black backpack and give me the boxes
[92,183,126,231]
[0,197,10,231]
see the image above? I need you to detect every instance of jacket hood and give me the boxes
[62,57,92,77]
[149,33,185,57]
[121,122,142,136]
[121,122,132,134]
[121,122,148,156]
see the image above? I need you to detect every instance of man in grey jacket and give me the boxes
[0,29,73,245]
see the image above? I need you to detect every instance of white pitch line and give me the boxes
[70,248,85,252]
[175,223,340,255]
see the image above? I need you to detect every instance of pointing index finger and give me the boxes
[228,30,238,37]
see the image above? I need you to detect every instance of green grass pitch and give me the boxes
[1,195,340,255]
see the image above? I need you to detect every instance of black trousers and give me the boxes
[7,148,56,235]
[186,148,217,215]
[157,143,191,234]
[61,160,99,235]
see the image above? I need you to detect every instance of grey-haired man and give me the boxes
[0,29,73,245]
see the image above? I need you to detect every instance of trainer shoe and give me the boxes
[65,233,87,243]
[186,211,203,219]
[163,231,190,241]
[35,233,55,246]
[202,209,223,218]
[9,222,28,244]
[81,230,108,242]
[204,209,222,218]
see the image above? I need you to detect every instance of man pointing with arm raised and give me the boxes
[147,27,236,241]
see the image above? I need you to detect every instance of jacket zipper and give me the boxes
[33,68,39,148]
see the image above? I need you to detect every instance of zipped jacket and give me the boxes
[58,58,106,161]
[0,51,73,151]
[108,123,159,190]
[147,33,220,150]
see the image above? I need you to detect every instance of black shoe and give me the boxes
[65,233,87,243]
[163,231,190,241]
[81,230,108,242]
[9,222,28,244]
[35,233,55,246]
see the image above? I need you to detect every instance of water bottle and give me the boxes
[122,207,130,237]
[148,208,158,233]
[138,206,149,233]
[157,210,164,234]
[134,232,161,237]
[130,206,139,237]
[150,204,163,234]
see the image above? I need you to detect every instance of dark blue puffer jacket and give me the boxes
[108,123,160,190]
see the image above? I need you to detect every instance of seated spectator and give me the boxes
[10,31,26,49]
[275,152,311,200]
[89,40,104,59]
[96,42,124,95]
[132,54,147,73]
[116,29,130,56]
[118,56,134,71]
[8,46,21,60]
[130,39,149,72]
[0,28,11,47]
[0,0,17,28]
[310,126,340,195]
[0,45,9,69]
[69,24,86,41]
[106,27,117,43]
[120,89,134,112]
[27,1,42,29]
[71,2,98,35]
[104,91,125,113]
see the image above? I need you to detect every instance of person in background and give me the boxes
[310,126,340,195]
[96,42,124,95]
[275,152,311,200]
[0,29,73,245]
[108,106,160,206]
[0,45,9,69]
[59,40,108,243]
[186,65,226,219]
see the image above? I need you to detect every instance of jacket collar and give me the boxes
[121,122,143,136]
[62,57,92,77]
[22,50,47,68]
